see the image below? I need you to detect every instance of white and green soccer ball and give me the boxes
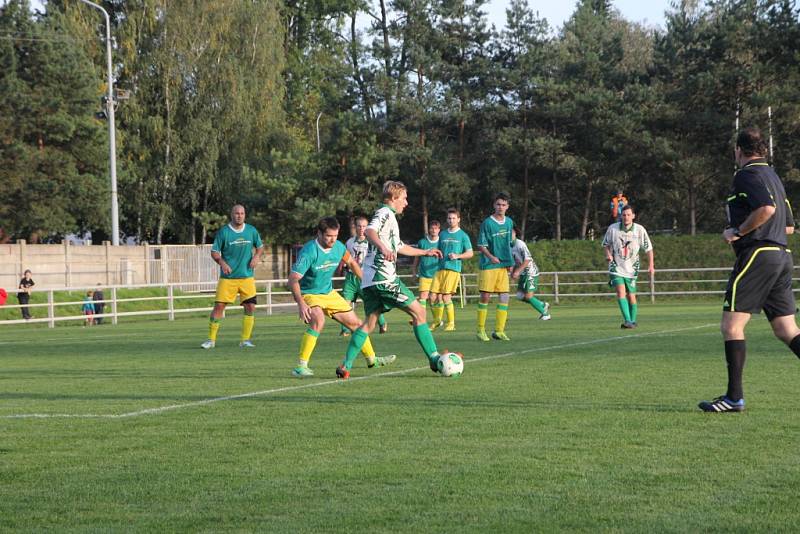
[437,352,464,378]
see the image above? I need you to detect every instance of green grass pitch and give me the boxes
[2,302,800,532]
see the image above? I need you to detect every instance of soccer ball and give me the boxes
[437,352,464,378]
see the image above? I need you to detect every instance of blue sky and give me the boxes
[15,0,671,33]
[484,0,670,31]
[17,0,671,29]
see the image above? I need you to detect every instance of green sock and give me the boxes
[413,323,439,362]
[617,298,632,323]
[527,297,546,314]
[343,329,369,370]
[378,314,386,327]
[630,303,638,323]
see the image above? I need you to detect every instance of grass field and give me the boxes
[2,301,800,532]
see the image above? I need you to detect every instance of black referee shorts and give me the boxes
[723,245,796,320]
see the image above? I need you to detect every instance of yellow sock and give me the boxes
[496,304,509,332]
[298,329,319,363]
[361,335,376,358]
[435,303,445,323]
[241,314,254,341]
[445,302,455,325]
[208,318,221,341]
[477,303,488,330]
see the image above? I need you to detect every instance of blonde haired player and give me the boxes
[201,204,264,349]
[336,181,445,379]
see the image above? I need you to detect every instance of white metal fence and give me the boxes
[0,267,775,329]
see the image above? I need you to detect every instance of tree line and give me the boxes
[1,0,799,245]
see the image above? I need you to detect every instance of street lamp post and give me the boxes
[78,0,119,246]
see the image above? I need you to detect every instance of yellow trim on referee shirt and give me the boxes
[730,246,781,311]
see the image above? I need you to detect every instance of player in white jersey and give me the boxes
[336,181,445,379]
[601,205,654,328]
[510,227,551,320]
[340,216,387,335]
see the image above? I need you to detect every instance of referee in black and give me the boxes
[699,127,800,412]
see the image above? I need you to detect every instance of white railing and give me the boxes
[3,267,798,328]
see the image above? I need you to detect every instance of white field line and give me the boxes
[2,323,716,420]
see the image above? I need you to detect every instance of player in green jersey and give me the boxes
[202,205,264,349]
[430,208,473,331]
[475,193,514,341]
[411,219,441,318]
[289,216,395,378]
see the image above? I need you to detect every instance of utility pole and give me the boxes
[78,0,120,246]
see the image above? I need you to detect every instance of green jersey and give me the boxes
[416,236,440,279]
[291,239,347,295]
[438,228,472,273]
[211,223,263,279]
[477,215,514,270]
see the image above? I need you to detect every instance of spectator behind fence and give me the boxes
[610,189,629,223]
[93,284,105,324]
[18,269,34,320]
[82,291,95,327]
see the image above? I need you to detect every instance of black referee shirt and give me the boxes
[727,158,794,254]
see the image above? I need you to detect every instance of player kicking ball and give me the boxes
[336,181,445,379]
[288,216,395,378]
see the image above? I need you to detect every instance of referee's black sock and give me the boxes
[725,340,746,402]
[789,334,800,359]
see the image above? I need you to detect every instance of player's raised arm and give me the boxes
[399,243,443,258]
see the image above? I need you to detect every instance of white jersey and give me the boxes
[602,222,653,279]
[511,239,539,278]
[344,237,369,273]
[361,205,405,288]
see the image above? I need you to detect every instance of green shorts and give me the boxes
[361,280,416,316]
[341,272,363,302]
[609,275,637,293]
[516,273,539,296]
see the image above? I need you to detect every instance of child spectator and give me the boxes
[82,291,95,326]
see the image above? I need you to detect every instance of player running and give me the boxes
[201,204,264,349]
[289,216,395,378]
[336,181,444,379]
[510,226,551,320]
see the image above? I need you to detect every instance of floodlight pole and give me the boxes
[79,0,119,246]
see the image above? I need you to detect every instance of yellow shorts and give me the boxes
[215,277,257,304]
[418,277,433,293]
[431,270,461,294]
[303,290,353,318]
[478,268,510,293]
